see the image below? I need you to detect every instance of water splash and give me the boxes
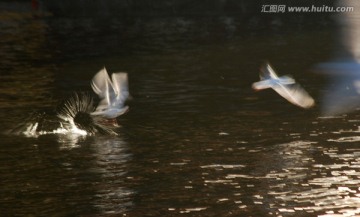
[12,92,120,137]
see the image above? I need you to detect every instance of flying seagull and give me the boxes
[315,0,360,115]
[91,67,130,119]
[252,63,315,109]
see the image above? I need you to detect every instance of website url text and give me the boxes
[261,5,354,13]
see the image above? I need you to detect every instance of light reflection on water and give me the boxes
[89,136,133,214]
[269,142,360,216]
[0,134,133,216]
[181,138,360,216]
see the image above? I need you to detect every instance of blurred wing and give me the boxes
[272,83,315,108]
[111,72,129,106]
[316,61,360,76]
[91,68,112,99]
[260,63,279,80]
[339,1,360,62]
[252,79,274,90]
[322,71,360,115]
[252,76,295,90]
[316,1,360,115]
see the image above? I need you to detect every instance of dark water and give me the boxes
[3,3,360,217]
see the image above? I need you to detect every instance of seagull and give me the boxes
[252,63,315,109]
[90,67,129,119]
[315,1,360,115]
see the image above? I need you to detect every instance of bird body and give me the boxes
[252,76,295,90]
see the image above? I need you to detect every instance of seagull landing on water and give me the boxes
[11,67,130,137]
[90,68,130,119]
[252,63,315,109]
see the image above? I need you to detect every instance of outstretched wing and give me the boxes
[91,68,112,100]
[252,79,275,90]
[253,63,295,90]
[91,67,114,111]
[111,72,129,107]
[260,63,279,80]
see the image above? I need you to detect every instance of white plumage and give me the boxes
[91,68,129,118]
[252,63,315,109]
